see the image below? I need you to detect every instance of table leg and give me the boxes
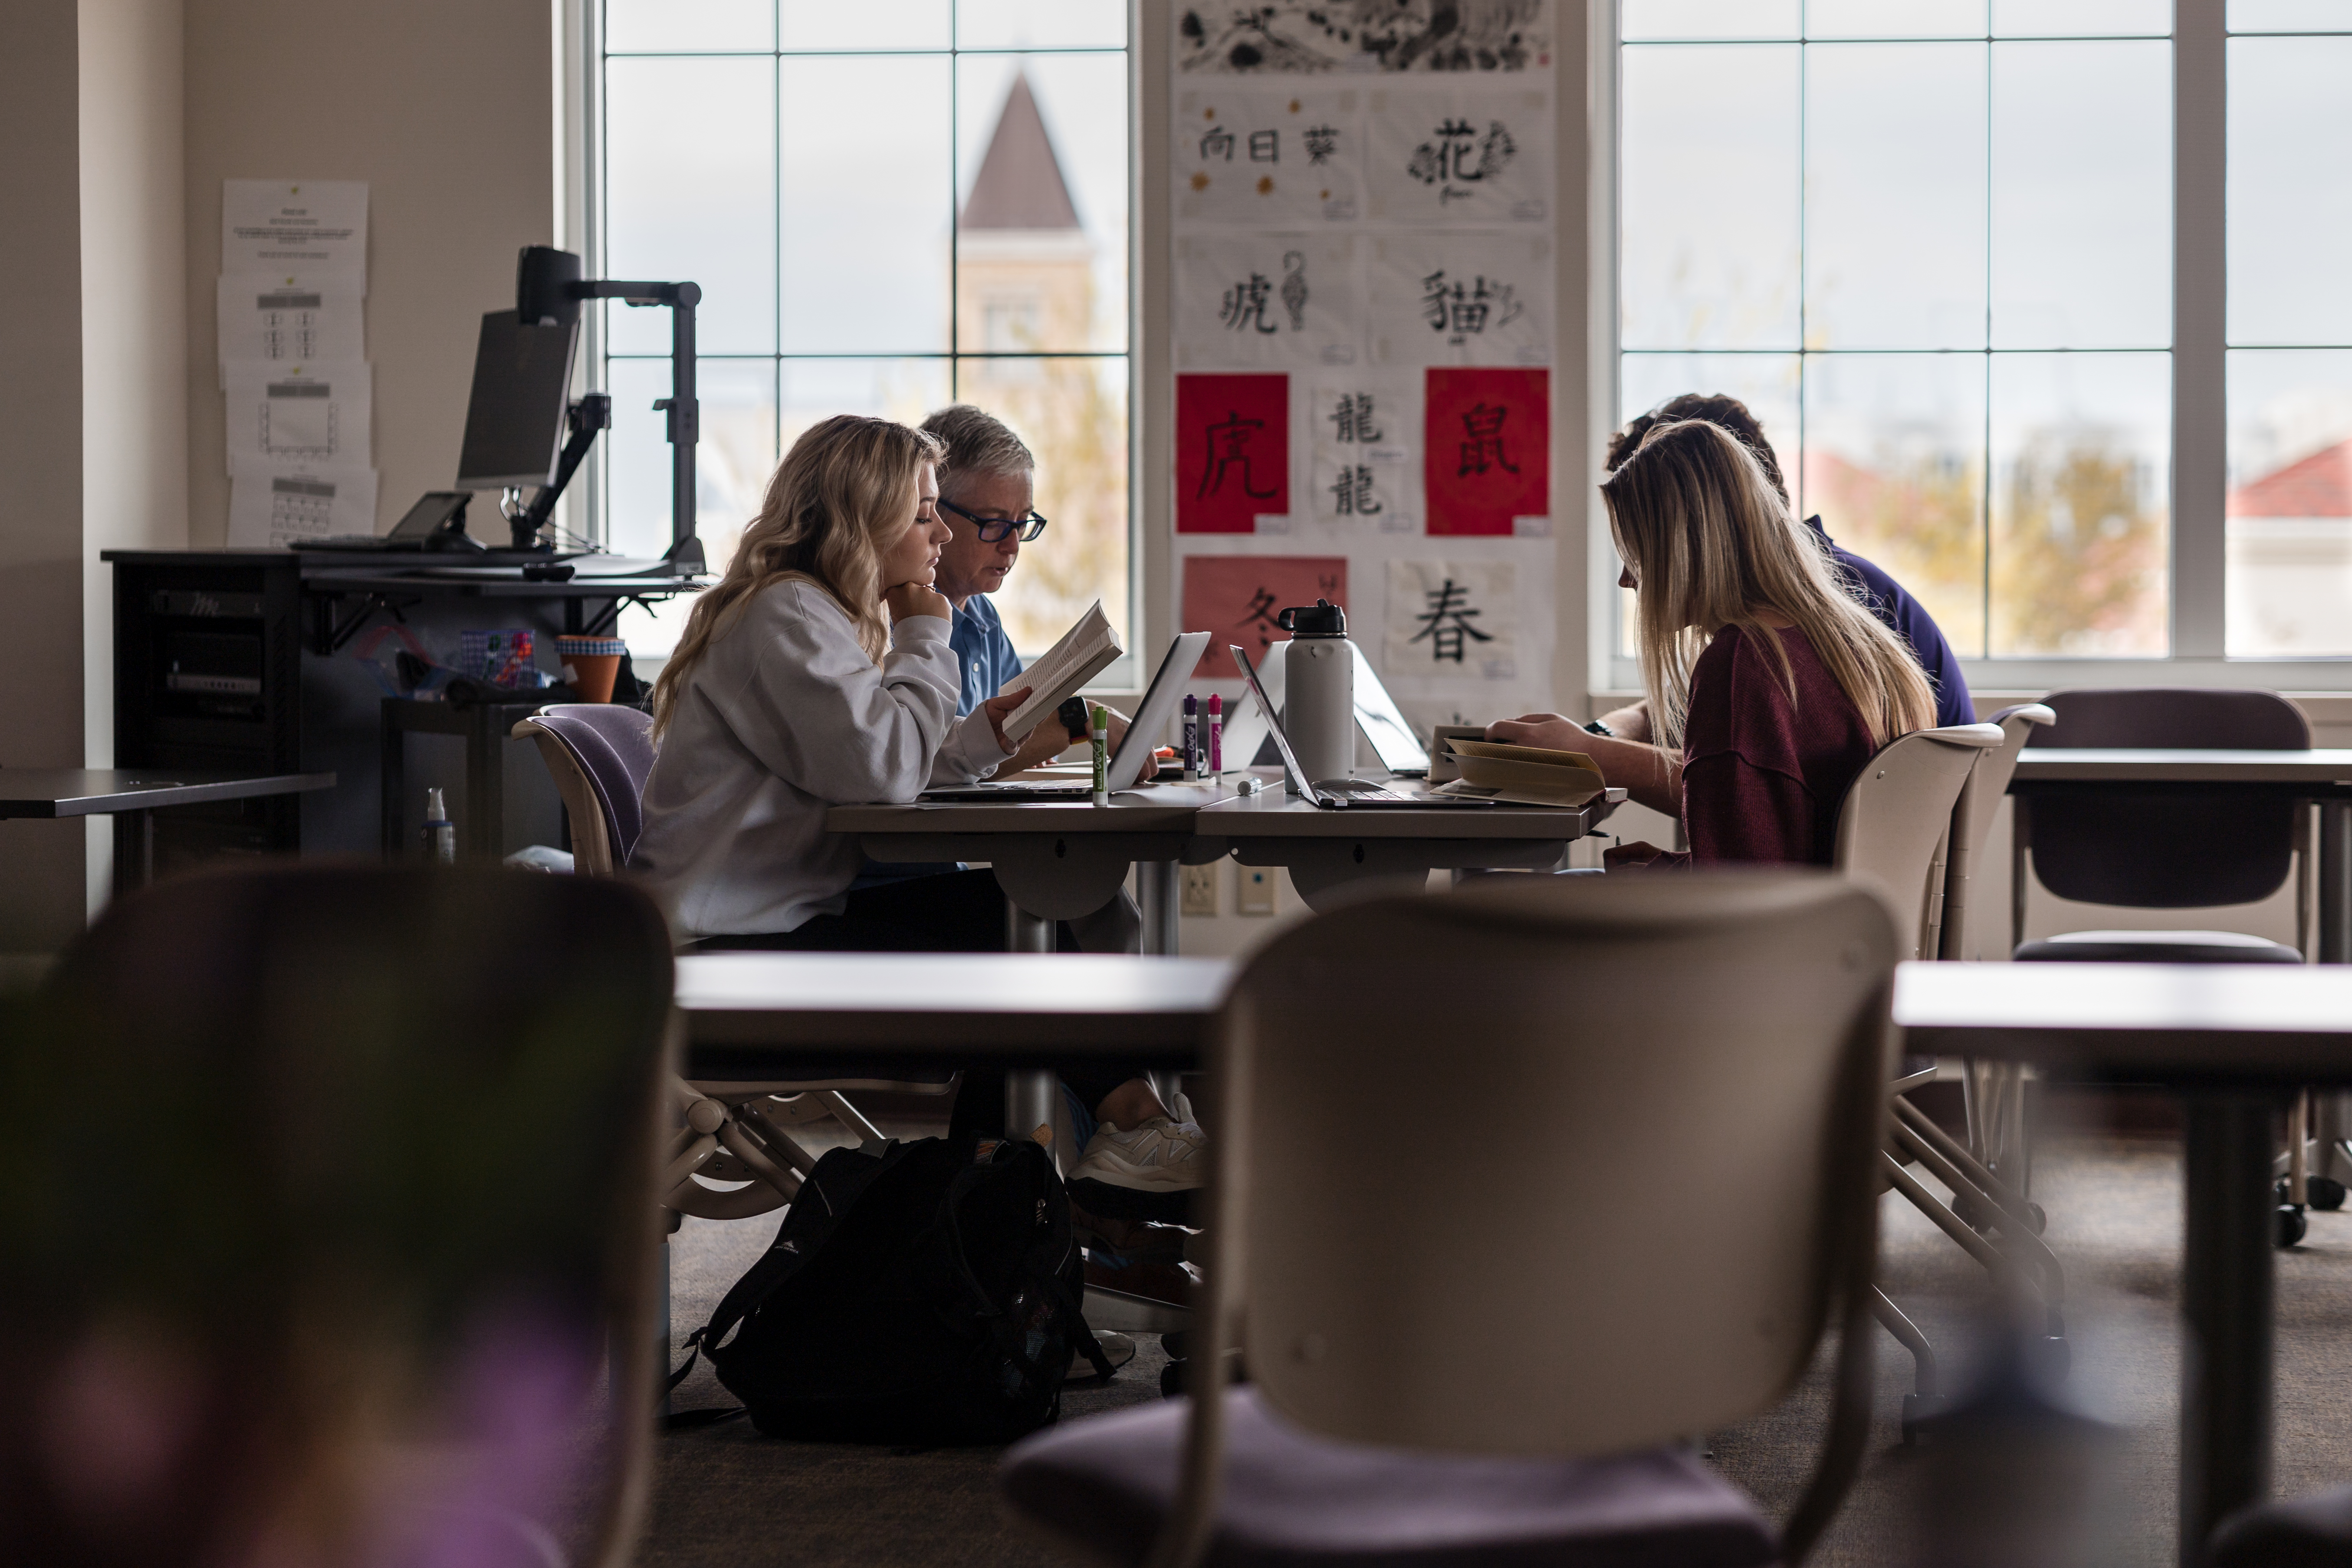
[1136,860,1180,957]
[111,810,154,898]
[2320,799,2352,965]
[468,707,505,863]
[2180,1091,2277,1567]
[382,702,405,860]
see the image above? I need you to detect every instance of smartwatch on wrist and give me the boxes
[1058,696,1093,736]
[1583,719,1615,739]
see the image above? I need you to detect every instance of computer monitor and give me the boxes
[455,310,577,491]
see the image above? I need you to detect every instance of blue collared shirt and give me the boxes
[948,593,1026,719]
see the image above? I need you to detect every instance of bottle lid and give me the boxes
[424,787,447,820]
[1276,598,1346,636]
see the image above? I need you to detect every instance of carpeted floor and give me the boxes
[637,1110,2352,1567]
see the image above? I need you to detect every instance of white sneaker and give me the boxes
[1070,1116,1207,1192]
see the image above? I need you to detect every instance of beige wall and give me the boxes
[0,0,97,951]
[183,0,558,544]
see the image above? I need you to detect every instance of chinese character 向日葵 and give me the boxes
[1249,129,1279,162]
[1201,125,1236,161]
[1330,464,1382,517]
[1457,402,1520,478]
[1328,393,1382,444]
[1220,273,1279,334]
[1197,412,1281,502]
[1303,124,1339,164]
[1408,578,1494,664]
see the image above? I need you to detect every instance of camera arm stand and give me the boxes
[507,392,613,550]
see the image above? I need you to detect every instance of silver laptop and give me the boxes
[1217,641,1432,778]
[1232,646,1491,810]
[920,630,1213,801]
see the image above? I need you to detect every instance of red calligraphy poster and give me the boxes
[1424,368,1549,536]
[1176,373,1290,533]
[1180,555,1348,678]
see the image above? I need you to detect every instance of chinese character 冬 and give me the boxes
[1303,124,1339,164]
[1328,393,1382,445]
[1329,464,1382,517]
[1235,587,1284,655]
[1220,273,1279,334]
[1408,578,1494,664]
[1201,125,1235,161]
[1248,129,1279,162]
[1197,412,1281,502]
[1458,402,1520,478]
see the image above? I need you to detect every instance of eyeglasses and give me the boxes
[939,496,1049,542]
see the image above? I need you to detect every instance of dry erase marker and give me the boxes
[1181,694,1199,781]
[1089,701,1110,805]
[1206,694,1223,775]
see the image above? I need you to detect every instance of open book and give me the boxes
[1434,737,1609,809]
[995,600,1123,741]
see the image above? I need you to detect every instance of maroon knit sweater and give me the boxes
[1659,624,1879,868]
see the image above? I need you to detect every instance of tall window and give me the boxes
[1619,1,2175,669]
[594,0,1133,654]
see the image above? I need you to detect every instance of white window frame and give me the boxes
[1593,0,2352,699]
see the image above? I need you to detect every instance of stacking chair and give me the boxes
[1002,874,1895,1568]
[0,864,672,1568]
[515,703,957,1224]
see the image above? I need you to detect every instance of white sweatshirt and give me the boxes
[629,577,1012,938]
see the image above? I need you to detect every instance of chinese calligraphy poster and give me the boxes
[1367,233,1552,367]
[1175,88,1364,226]
[1175,234,1361,368]
[1308,378,1419,529]
[1384,559,1519,680]
[1364,89,1554,227]
[1176,373,1290,533]
[1182,554,1349,678]
[1426,367,1548,537]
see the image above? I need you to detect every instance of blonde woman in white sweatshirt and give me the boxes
[631,414,1027,946]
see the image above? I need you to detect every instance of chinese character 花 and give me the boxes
[1406,118,1517,204]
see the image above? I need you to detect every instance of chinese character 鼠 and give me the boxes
[1457,402,1520,478]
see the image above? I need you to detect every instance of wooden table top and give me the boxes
[2012,749,2352,785]
[0,769,337,817]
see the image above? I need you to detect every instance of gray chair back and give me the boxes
[1163,874,1895,1565]
[2023,687,2308,907]
[0,865,674,1568]
[1938,704,2056,960]
[1832,723,2003,960]
[516,703,657,874]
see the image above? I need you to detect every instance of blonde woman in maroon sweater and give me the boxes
[1492,419,1936,867]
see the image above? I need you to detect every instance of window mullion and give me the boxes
[2175,0,2228,659]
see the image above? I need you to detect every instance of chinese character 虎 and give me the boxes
[1220,273,1279,334]
[1197,412,1281,502]
[1408,578,1495,664]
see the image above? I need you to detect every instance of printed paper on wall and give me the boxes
[1182,554,1349,678]
[217,273,365,368]
[1176,0,1553,76]
[1176,373,1291,533]
[1175,233,1360,368]
[221,180,368,275]
[223,360,373,474]
[1385,559,1519,680]
[1367,233,1551,367]
[1176,89,1364,226]
[1425,367,1549,536]
[228,466,379,549]
[1308,378,1419,529]
[1365,90,1554,227]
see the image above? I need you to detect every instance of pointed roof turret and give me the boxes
[960,72,1081,231]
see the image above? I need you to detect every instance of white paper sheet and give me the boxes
[1174,233,1361,368]
[216,273,365,368]
[1384,559,1520,679]
[1175,88,1365,226]
[1366,233,1552,367]
[223,360,372,473]
[222,180,368,275]
[228,466,379,548]
[1365,89,1554,227]
[1308,378,1420,528]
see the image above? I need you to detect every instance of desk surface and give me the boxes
[2013,748,2352,784]
[0,769,337,817]
[1197,782,1613,840]
[677,952,1230,1073]
[829,797,1212,836]
[1895,960,2352,1079]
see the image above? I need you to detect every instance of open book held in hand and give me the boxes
[1435,738,1610,809]
[996,600,1123,741]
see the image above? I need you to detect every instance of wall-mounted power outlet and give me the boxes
[1180,861,1219,916]
[1237,866,1277,916]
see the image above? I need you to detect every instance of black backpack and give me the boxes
[676,1134,1110,1445]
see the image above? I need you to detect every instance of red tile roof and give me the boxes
[2230,437,2352,518]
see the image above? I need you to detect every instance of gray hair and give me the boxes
[919,404,1035,502]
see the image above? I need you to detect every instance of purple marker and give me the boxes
[1181,694,1199,781]
[1206,693,1224,775]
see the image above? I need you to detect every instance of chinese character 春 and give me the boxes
[1197,412,1281,503]
[1249,129,1279,162]
[1330,464,1382,517]
[1457,402,1520,478]
[1328,393,1382,444]
[1220,273,1279,334]
[1201,125,1235,161]
[1408,578,1494,664]
[1303,124,1339,164]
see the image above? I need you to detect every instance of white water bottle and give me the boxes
[1277,599,1355,790]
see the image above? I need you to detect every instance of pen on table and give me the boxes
[1089,701,1109,805]
[1206,693,1222,775]
[1181,694,1199,781]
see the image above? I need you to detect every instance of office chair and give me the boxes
[0,864,673,1568]
[1002,874,1893,1568]
[515,703,958,1223]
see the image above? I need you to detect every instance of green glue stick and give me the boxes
[1089,701,1110,804]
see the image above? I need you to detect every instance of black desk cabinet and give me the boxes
[105,550,695,869]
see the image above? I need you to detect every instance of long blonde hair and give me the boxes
[651,415,944,734]
[1603,419,1935,750]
